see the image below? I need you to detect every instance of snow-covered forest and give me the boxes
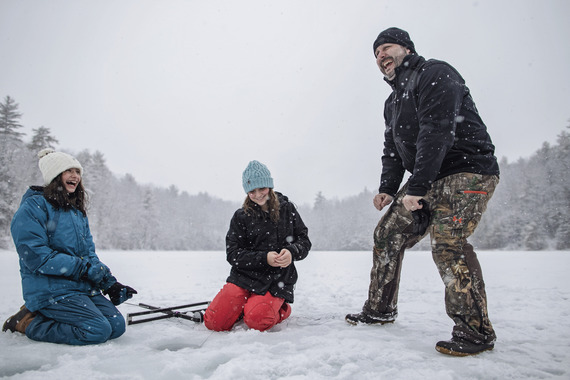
[1,94,569,251]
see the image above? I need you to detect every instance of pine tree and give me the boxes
[555,222,570,250]
[0,96,27,247]
[76,150,116,246]
[553,128,570,249]
[523,221,548,250]
[22,126,59,184]
[28,126,59,152]
[140,189,158,249]
[0,96,25,143]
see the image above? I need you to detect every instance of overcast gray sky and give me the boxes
[2,0,569,205]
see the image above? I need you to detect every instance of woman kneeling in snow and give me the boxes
[2,149,137,345]
[204,160,311,332]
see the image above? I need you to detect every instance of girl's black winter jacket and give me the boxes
[379,54,500,197]
[225,192,311,303]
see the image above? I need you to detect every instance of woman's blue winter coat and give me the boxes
[11,187,104,312]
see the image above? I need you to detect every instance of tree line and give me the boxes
[1,95,569,251]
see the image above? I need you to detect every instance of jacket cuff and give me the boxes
[406,186,428,197]
[99,275,117,292]
[285,244,299,258]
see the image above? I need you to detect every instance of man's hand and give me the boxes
[373,193,393,211]
[402,195,424,212]
[411,199,431,236]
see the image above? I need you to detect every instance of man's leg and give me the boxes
[347,185,423,324]
[428,173,499,355]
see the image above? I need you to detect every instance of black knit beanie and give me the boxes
[373,27,416,56]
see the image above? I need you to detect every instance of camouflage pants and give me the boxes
[365,173,499,343]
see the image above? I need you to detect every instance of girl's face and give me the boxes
[61,168,81,194]
[248,187,270,207]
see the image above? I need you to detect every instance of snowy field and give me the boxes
[1,249,569,380]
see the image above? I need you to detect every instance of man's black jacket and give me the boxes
[379,54,499,197]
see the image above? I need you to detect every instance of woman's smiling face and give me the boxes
[61,168,81,193]
[248,187,270,207]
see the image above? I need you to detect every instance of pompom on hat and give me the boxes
[38,148,83,185]
[373,27,416,56]
[242,160,274,193]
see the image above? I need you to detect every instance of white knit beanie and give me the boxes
[38,148,83,185]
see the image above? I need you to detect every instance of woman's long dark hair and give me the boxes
[42,174,88,216]
[243,188,280,222]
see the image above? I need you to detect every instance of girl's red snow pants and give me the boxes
[204,282,291,332]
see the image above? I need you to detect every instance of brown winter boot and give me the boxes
[2,305,36,334]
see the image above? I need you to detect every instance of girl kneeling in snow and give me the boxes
[204,160,311,332]
[3,149,137,345]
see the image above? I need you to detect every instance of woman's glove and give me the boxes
[81,260,111,285]
[103,282,138,305]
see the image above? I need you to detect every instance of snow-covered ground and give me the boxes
[1,249,569,380]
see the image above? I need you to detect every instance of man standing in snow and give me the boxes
[345,27,500,356]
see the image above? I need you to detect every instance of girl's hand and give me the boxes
[267,249,292,268]
[275,249,292,268]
